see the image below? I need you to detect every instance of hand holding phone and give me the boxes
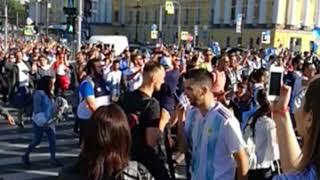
[267,66,284,101]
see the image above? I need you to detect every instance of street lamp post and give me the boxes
[46,0,51,36]
[4,0,8,52]
[177,0,181,47]
[36,0,42,34]
[135,0,141,43]
[77,0,83,51]
[160,0,181,46]
[241,0,246,47]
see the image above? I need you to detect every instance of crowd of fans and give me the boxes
[0,36,320,180]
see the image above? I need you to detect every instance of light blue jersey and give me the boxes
[185,102,246,180]
[273,164,317,180]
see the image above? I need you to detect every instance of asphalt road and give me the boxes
[0,90,187,180]
[0,115,79,180]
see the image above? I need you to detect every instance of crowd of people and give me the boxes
[0,36,320,180]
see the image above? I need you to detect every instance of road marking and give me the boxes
[7,169,58,176]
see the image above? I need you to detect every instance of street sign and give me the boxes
[24,25,35,36]
[165,1,175,15]
[236,13,242,33]
[261,30,271,44]
[181,31,189,41]
[194,25,198,36]
[151,30,158,39]
[151,24,158,31]
[63,7,77,16]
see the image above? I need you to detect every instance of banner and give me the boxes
[261,30,271,44]
[236,14,242,33]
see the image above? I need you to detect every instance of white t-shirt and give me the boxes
[185,102,246,180]
[124,67,143,92]
[254,116,279,169]
[57,64,67,76]
[106,70,122,86]
[292,75,307,100]
[16,62,30,87]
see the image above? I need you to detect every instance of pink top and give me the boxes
[212,70,226,94]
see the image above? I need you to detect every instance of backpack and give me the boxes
[118,91,151,130]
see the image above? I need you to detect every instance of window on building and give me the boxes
[243,3,247,22]
[145,10,149,24]
[136,10,140,24]
[226,36,231,47]
[256,37,261,45]
[114,10,119,23]
[154,9,158,24]
[185,8,189,25]
[128,11,133,24]
[253,0,259,24]
[250,38,254,48]
[231,0,237,22]
[196,7,200,25]
[210,8,214,25]
[174,8,178,25]
[237,37,242,45]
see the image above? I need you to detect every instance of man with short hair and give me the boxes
[199,48,214,72]
[105,60,122,102]
[124,53,144,92]
[184,69,249,180]
[121,61,170,180]
[77,58,111,144]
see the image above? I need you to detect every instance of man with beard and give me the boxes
[77,58,111,144]
[183,69,248,180]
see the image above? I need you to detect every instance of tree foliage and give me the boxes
[0,0,27,26]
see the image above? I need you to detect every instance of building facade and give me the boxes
[88,0,320,52]
[27,0,67,25]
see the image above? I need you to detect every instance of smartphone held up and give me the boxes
[267,66,284,101]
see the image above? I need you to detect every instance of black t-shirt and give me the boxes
[120,90,160,145]
[153,70,180,116]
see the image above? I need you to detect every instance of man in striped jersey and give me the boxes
[183,69,248,180]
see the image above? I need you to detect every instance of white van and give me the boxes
[88,35,129,56]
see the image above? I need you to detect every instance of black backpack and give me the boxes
[118,91,151,130]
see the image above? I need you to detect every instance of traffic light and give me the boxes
[84,0,92,17]
[66,16,75,34]
[63,7,77,16]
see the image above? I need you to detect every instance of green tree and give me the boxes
[0,0,27,27]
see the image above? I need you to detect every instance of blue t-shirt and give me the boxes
[273,165,317,180]
[79,81,94,99]
[119,58,129,72]
[154,70,180,116]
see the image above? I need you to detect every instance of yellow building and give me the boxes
[89,0,320,53]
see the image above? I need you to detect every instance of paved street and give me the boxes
[0,109,187,180]
[0,109,80,180]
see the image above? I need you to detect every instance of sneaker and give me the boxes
[50,159,63,167]
[17,122,25,129]
[22,155,30,166]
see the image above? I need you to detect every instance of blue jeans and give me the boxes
[25,122,56,160]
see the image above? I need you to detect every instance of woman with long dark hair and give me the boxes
[244,89,280,179]
[273,76,320,179]
[59,104,131,180]
[22,76,62,166]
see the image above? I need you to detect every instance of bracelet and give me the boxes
[272,107,290,117]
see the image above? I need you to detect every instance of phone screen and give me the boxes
[269,72,282,96]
